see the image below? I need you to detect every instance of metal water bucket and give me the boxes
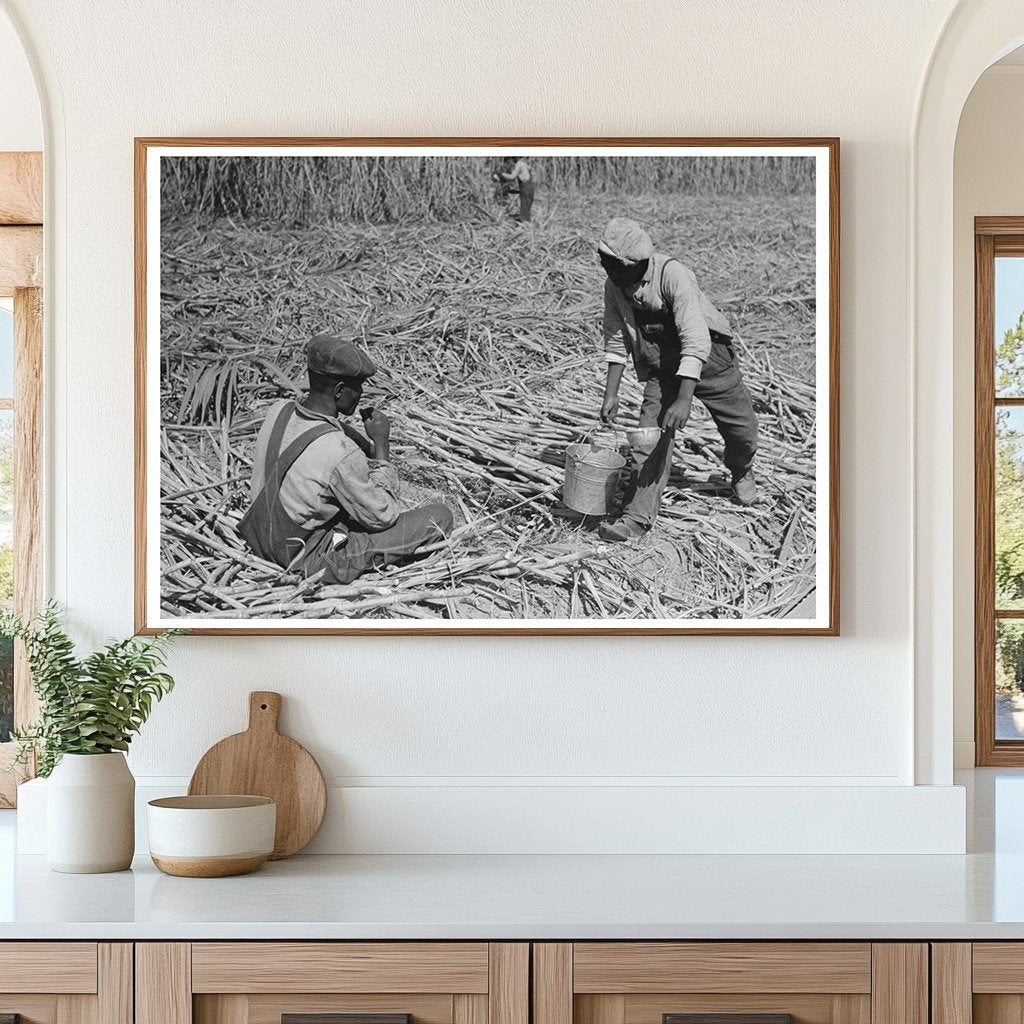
[563,441,626,515]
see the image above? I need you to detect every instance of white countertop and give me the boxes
[0,849,1021,940]
[1,769,1022,941]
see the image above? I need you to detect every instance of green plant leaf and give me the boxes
[3,604,180,776]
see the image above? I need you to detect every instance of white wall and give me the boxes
[1,0,974,851]
[952,65,1024,767]
[0,10,39,151]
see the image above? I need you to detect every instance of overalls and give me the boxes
[622,260,759,528]
[237,402,338,572]
[517,178,535,222]
[238,402,453,585]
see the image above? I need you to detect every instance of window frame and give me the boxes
[975,217,1024,765]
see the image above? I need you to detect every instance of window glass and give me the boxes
[0,402,11,742]
[997,407,1024,610]
[996,257,1024,397]
[0,306,12,399]
[997,620,1024,740]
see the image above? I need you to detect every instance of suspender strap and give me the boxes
[263,401,297,481]
[659,257,680,304]
[262,402,339,505]
[272,423,338,493]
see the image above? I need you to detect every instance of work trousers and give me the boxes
[518,180,535,221]
[622,363,758,528]
[302,503,454,585]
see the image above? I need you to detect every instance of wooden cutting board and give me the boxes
[188,691,326,859]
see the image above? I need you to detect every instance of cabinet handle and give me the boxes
[664,1016,794,1024]
[283,1015,411,1024]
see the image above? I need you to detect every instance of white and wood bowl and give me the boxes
[147,795,276,877]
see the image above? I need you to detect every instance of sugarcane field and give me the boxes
[151,152,827,629]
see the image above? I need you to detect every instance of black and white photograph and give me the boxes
[136,140,838,634]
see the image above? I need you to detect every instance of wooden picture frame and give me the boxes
[135,137,840,636]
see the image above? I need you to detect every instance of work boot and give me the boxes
[732,469,758,507]
[599,518,648,543]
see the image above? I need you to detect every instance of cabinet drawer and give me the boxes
[973,944,1024,992]
[0,943,130,1024]
[533,944,925,1024]
[191,943,491,994]
[572,944,872,994]
[936,942,1024,1024]
[570,943,872,1024]
[139,943,528,1024]
[0,942,99,994]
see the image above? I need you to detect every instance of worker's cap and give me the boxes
[306,334,377,381]
[598,217,653,265]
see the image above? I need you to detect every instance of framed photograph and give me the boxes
[135,137,839,635]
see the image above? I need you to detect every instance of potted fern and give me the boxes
[2,604,178,873]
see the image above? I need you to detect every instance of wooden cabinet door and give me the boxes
[137,943,528,1024]
[533,944,928,1024]
[0,943,131,1024]
[938,943,1024,1024]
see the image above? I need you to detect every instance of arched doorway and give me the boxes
[914,1,1024,785]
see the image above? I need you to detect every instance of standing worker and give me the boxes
[239,334,453,583]
[496,155,535,222]
[596,217,759,542]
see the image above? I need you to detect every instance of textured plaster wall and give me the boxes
[1,0,957,794]
[0,12,39,152]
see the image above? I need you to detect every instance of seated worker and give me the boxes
[239,334,453,584]
[597,217,759,542]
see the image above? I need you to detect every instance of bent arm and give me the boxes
[663,376,697,432]
[500,160,527,181]
[662,263,712,379]
[328,450,402,532]
[340,422,372,457]
[602,279,631,369]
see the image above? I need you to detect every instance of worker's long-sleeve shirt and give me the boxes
[603,254,733,380]
[501,159,532,182]
[250,399,401,534]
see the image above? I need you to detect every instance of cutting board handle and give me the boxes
[248,691,282,734]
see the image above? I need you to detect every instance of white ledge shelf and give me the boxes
[0,850,1020,940]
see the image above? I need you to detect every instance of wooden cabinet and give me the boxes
[932,943,1024,1024]
[0,943,132,1024]
[0,938,955,1024]
[532,944,928,1024]
[136,944,528,1024]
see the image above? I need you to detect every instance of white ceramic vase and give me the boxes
[46,752,135,873]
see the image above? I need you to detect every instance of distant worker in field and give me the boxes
[238,334,453,583]
[596,217,759,542]
[494,155,535,222]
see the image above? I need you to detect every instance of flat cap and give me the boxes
[306,334,377,380]
[598,217,653,265]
